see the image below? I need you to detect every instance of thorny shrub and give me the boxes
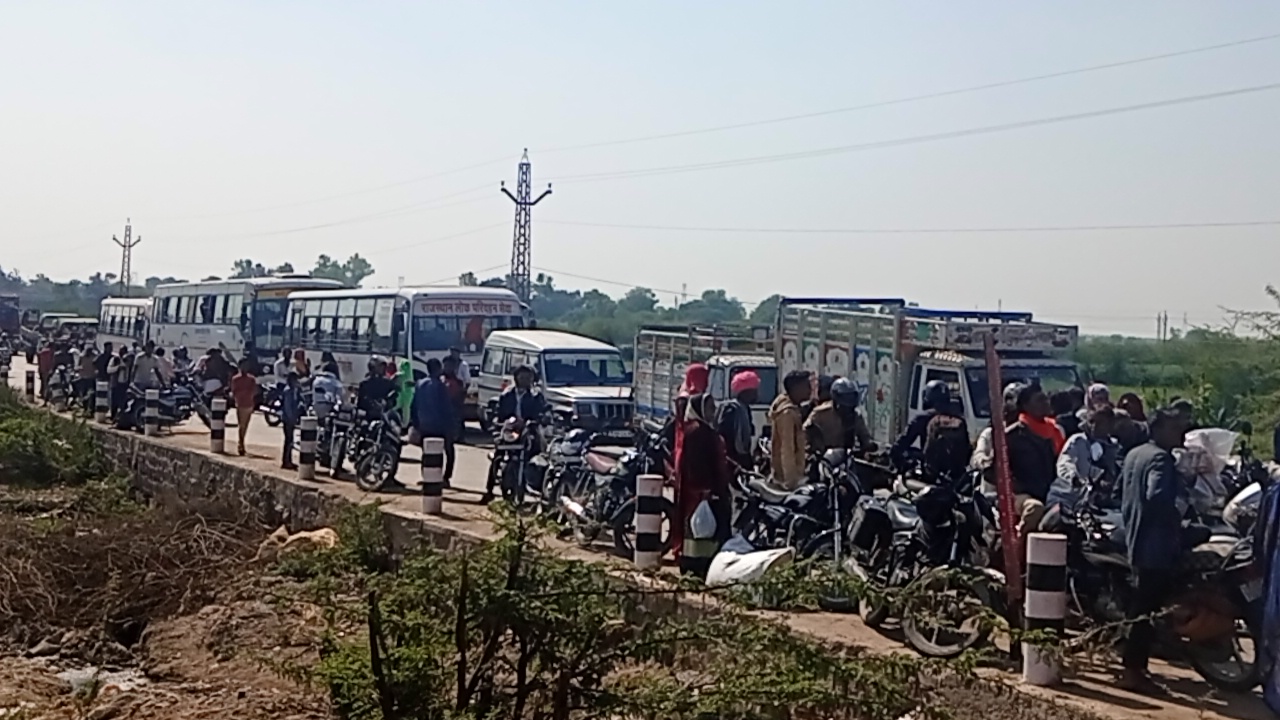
[273,504,948,720]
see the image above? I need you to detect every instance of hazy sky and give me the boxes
[4,1,1279,336]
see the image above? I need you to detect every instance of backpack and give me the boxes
[924,413,972,480]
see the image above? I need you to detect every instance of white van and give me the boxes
[478,330,634,438]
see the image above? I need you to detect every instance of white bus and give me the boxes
[150,275,343,374]
[285,286,526,416]
[97,297,153,350]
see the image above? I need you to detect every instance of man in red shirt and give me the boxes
[229,360,259,456]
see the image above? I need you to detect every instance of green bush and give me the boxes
[0,386,104,487]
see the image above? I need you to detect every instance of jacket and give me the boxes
[410,377,456,438]
[1051,432,1119,510]
[804,402,873,454]
[892,409,971,479]
[715,398,755,468]
[1121,442,1184,570]
[1005,422,1056,501]
[496,387,548,423]
[279,385,304,426]
[769,395,805,489]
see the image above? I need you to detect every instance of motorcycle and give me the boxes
[257,382,285,428]
[547,428,676,558]
[732,449,868,611]
[351,406,404,492]
[318,403,361,476]
[1041,480,1263,692]
[118,379,200,433]
[487,418,547,507]
[847,466,1002,658]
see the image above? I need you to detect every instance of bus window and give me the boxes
[225,295,242,326]
[175,296,191,324]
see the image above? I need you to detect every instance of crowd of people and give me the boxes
[663,362,1214,694]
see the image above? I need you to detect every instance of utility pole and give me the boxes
[113,219,141,297]
[501,150,552,304]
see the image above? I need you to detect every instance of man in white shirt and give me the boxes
[449,347,471,384]
[131,341,161,389]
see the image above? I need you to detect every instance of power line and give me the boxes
[550,82,1280,184]
[151,156,513,221]
[543,218,1280,234]
[537,32,1280,154]
[363,223,510,257]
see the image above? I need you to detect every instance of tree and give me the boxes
[618,287,659,314]
[749,294,781,325]
[313,253,375,287]
[230,259,269,279]
[458,272,478,287]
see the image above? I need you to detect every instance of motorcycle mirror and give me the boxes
[1239,420,1254,436]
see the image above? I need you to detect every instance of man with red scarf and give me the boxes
[1005,382,1063,536]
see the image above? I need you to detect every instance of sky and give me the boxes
[3,1,1279,336]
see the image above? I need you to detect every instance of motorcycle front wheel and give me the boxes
[900,567,994,659]
[801,536,859,614]
[610,497,675,559]
[500,461,526,507]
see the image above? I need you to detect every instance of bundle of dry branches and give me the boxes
[0,512,258,643]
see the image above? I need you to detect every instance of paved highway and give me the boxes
[2,356,499,497]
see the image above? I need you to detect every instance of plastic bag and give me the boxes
[705,535,795,588]
[690,499,717,540]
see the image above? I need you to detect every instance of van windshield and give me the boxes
[542,352,630,386]
[965,365,1081,418]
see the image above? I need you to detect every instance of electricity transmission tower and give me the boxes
[501,150,551,304]
[113,219,141,297]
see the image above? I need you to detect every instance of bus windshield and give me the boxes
[965,365,1081,419]
[542,352,631,386]
[253,299,288,352]
[412,314,524,353]
[0,295,18,333]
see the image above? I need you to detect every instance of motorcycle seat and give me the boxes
[886,499,919,531]
[585,452,618,474]
[899,477,932,496]
[748,478,793,505]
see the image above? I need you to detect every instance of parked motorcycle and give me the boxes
[1041,480,1263,691]
[351,406,404,492]
[118,379,202,433]
[487,418,547,507]
[318,404,361,476]
[547,428,675,558]
[847,467,1002,658]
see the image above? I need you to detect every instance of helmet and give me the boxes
[830,377,861,409]
[367,355,387,376]
[923,380,951,411]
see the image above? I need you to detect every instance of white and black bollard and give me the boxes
[420,437,445,515]
[0,362,9,384]
[143,388,161,437]
[634,474,665,569]
[1023,532,1068,686]
[210,398,227,453]
[24,370,36,401]
[298,416,317,481]
[94,380,110,423]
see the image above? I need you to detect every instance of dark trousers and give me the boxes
[282,422,296,465]
[444,437,456,482]
[111,384,128,418]
[1123,568,1175,671]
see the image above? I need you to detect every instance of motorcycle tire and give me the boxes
[1186,611,1261,692]
[500,462,526,507]
[263,410,282,427]
[901,567,994,659]
[610,497,675,559]
[801,537,858,614]
[354,447,400,493]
